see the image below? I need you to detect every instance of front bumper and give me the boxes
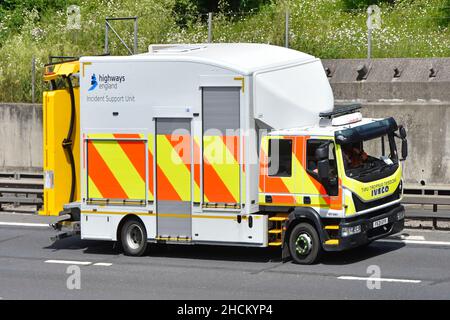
[323,204,405,252]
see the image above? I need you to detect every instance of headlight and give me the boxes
[341,225,361,237]
[397,210,405,220]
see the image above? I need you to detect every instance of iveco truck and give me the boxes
[42,43,407,264]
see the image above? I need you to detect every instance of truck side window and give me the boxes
[306,140,338,180]
[268,139,292,177]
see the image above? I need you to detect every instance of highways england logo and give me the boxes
[88,74,98,91]
[87,73,126,92]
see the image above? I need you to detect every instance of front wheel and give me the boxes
[288,223,322,264]
[121,218,148,256]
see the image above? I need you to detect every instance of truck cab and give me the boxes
[259,105,407,264]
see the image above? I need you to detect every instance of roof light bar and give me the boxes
[332,112,363,126]
[319,104,362,119]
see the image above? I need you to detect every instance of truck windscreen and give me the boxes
[336,119,399,182]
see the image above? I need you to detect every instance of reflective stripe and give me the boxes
[148,134,154,201]
[241,136,246,203]
[157,134,191,201]
[87,140,128,199]
[156,165,181,201]
[93,138,145,200]
[260,137,295,195]
[82,210,154,216]
[86,134,147,201]
[193,137,202,203]
[203,157,234,203]
[260,135,343,210]
[113,134,146,182]
[87,176,102,199]
[203,135,240,203]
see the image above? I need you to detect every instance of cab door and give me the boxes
[304,138,342,211]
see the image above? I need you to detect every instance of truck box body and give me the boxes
[77,44,333,245]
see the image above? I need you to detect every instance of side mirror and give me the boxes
[399,126,407,139]
[395,125,407,160]
[401,139,408,160]
[317,159,330,181]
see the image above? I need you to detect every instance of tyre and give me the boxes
[120,218,148,256]
[289,222,322,264]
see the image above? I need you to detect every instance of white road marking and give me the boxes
[1,212,37,216]
[399,235,425,241]
[338,276,421,284]
[0,222,49,228]
[45,260,92,266]
[378,239,450,246]
[45,260,112,266]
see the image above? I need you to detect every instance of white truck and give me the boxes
[44,43,407,264]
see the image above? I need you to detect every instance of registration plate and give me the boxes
[373,217,389,228]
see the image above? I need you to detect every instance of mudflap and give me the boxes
[281,224,292,263]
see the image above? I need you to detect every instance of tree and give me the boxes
[342,0,395,10]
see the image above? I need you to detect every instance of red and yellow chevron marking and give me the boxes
[147,134,154,201]
[259,135,343,210]
[271,195,296,204]
[291,135,328,207]
[241,136,246,203]
[156,134,190,201]
[203,135,240,204]
[292,136,342,210]
[87,134,146,200]
[193,137,202,203]
[156,133,200,202]
[260,136,296,195]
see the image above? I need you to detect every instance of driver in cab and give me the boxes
[342,143,368,169]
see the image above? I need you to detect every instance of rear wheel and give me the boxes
[121,218,148,256]
[289,223,322,264]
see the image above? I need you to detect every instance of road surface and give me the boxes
[0,218,449,299]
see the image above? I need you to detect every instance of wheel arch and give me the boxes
[116,214,146,242]
[282,207,326,254]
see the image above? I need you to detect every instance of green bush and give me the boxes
[0,0,177,102]
[342,0,395,10]
[438,0,450,27]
